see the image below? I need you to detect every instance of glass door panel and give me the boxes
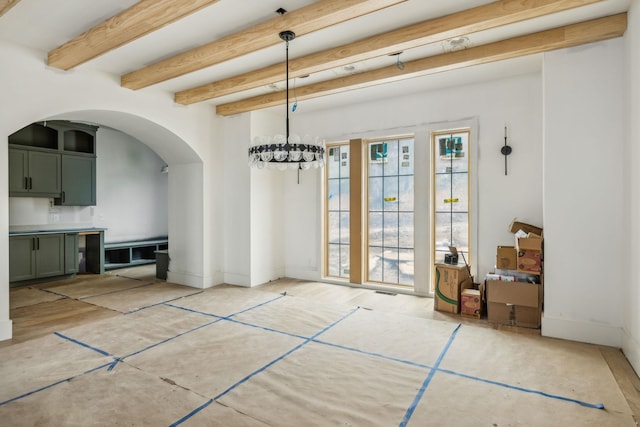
[367,138,415,286]
[326,144,350,279]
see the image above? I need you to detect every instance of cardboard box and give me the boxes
[485,280,542,328]
[516,234,543,252]
[517,250,542,274]
[461,288,482,319]
[509,219,543,236]
[496,246,517,270]
[516,234,543,274]
[434,264,472,314]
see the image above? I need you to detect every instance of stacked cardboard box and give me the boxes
[461,288,482,318]
[434,263,473,314]
[486,220,544,328]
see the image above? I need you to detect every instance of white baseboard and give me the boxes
[284,265,320,282]
[166,271,210,289]
[0,318,13,342]
[223,272,251,287]
[541,313,622,347]
[622,328,640,376]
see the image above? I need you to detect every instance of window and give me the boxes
[366,138,414,286]
[431,129,471,289]
[325,143,350,279]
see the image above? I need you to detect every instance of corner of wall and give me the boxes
[0,319,12,341]
[541,314,622,348]
[622,327,640,375]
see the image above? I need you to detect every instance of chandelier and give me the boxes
[248,30,325,170]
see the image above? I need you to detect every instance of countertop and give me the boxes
[9,225,106,236]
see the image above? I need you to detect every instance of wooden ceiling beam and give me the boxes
[0,0,20,17]
[121,0,408,90]
[47,0,221,71]
[176,0,603,105]
[216,13,627,116]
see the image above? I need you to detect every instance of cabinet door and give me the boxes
[65,233,79,274]
[8,149,29,194]
[9,236,36,282]
[35,234,65,278]
[28,151,61,196]
[60,155,95,206]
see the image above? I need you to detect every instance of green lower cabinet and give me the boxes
[9,235,36,282]
[9,233,66,283]
[65,233,79,274]
[34,234,65,278]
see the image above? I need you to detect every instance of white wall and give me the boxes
[541,38,626,347]
[286,71,544,291]
[249,111,286,286]
[96,127,168,243]
[624,0,640,374]
[0,42,219,340]
[222,113,251,286]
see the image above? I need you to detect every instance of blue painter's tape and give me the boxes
[0,361,112,407]
[123,291,205,315]
[171,306,360,426]
[78,282,154,300]
[163,293,285,320]
[169,399,214,427]
[163,302,223,319]
[54,332,110,356]
[314,339,431,370]
[399,323,462,427]
[315,337,607,412]
[121,319,221,361]
[438,368,605,410]
[213,307,360,401]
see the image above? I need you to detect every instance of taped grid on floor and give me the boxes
[0,291,606,426]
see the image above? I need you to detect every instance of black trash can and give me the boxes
[154,250,169,280]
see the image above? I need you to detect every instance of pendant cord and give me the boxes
[285,39,290,143]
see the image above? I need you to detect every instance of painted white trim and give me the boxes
[285,265,320,282]
[223,272,251,287]
[166,271,209,289]
[622,327,640,376]
[541,313,622,348]
[0,319,12,341]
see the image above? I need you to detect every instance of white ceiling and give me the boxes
[0,0,632,114]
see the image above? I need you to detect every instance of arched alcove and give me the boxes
[1,109,213,341]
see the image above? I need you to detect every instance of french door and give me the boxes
[325,137,415,288]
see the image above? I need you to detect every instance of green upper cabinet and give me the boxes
[8,148,61,197]
[8,121,97,204]
[58,155,96,206]
[29,151,62,196]
[8,149,28,193]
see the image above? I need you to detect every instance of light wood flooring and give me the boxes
[3,266,639,423]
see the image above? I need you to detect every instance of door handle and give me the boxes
[29,177,33,190]
[32,237,36,251]
[36,237,39,250]
[62,191,65,203]
[24,177,28,190]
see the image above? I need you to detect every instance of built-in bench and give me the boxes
[104,237,168,270]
